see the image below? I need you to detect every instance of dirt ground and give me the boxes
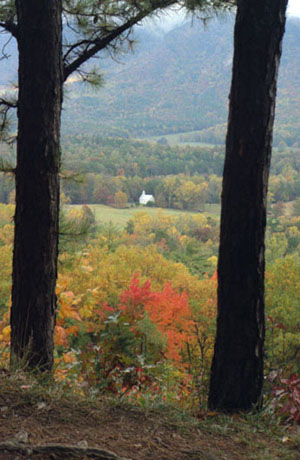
[0,372,299,460]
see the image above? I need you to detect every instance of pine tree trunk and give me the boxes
[208,0,288,411]
[10,0,63,370]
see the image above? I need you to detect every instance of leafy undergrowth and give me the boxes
[0,370,299,460]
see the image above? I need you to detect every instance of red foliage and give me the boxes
[272,374,300,424]
[95,302,114,321]
[120,273,192,361]
[119,272,156,323]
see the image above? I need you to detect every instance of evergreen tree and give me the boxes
[209,0,288,411]
[10,0,63,370]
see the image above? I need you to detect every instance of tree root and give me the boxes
[0,441,132,459]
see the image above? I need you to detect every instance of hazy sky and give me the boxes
[150,0,300,32]
[288,0,300,17]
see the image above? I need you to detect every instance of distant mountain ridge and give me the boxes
[62,17,300,144]
[1,17,300,144]
[63,17,234,138]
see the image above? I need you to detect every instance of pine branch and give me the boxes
[0,96,17,143]
[63,12,147,80]
[0,19,18,37]
[63,0,178,81]
[0,0,18,38]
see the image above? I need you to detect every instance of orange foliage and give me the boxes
[54,325,68,347]
[211,270,218,281]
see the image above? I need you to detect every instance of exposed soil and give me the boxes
[0,372,299,460]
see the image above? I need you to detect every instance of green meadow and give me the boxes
[66,204,221,228]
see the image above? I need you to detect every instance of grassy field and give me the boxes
[66,204,221,228]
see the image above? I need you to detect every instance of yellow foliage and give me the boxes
[0,224,14,246]
[0,325,11,342]
[191,214,208,227]
[62,351,77,364]
[287,226,299,237]
[265,256,300,371]
[57,290,82,323]
[114,190,128,208]
[0,203,14,222]
[207,255,217,269]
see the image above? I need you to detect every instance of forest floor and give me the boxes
[0,370,299,460]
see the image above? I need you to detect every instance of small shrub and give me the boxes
[272,374,300,424]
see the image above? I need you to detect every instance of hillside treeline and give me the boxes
[1,135,300,208]
[62,135,225,177]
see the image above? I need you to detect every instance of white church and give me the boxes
[139,190,155,206]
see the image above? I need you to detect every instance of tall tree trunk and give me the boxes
[209,0,288,411]
[10,0,63,370]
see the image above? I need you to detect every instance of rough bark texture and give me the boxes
[209,0,288,411]
[11,0,63,370]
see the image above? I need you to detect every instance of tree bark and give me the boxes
[10,0,63,370]
[209,0,288,411]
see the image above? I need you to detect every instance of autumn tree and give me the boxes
[174,180,208,211]
[209,0,288,411]
[9,0,63,370]
[114,190,128,208]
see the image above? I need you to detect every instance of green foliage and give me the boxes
[59,204,97,252]
[58,133,300,209]
[123,210,219,275]
[61,134,225,177]
[293,198,300,216]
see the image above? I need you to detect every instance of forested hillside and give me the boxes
[1,17,300,144]
[61,17,300,144]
